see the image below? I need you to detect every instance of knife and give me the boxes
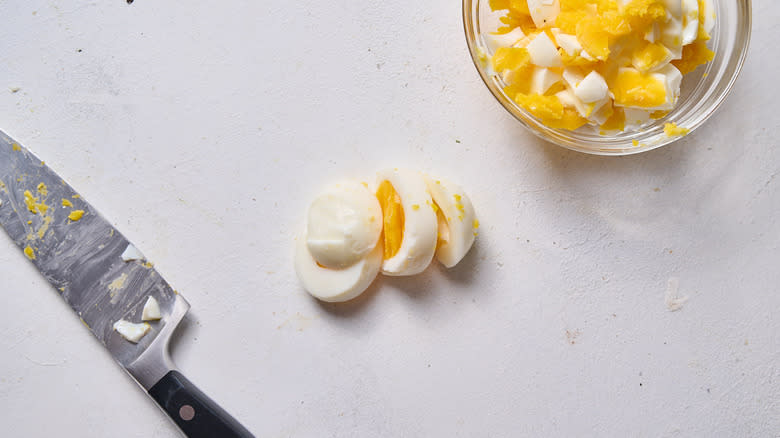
[0,131,254,438]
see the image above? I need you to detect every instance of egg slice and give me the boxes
[305,181,382,269]
[375,169,438,276]
[295,180,384,302]
[425,177,477,268]
[295,234,383,302]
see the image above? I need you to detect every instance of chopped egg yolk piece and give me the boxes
[376,180,404,261]
[514,94,588,130]
[664,122,690,136]
[672,40,714,75]
[68,210,85,221]
[24,246,35,260]
[611,68,667,109]
[633,42,672,72]
[61,198,73,207]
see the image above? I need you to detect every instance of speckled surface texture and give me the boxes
[0,1,777,437]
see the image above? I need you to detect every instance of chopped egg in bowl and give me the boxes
[464,0,751,155]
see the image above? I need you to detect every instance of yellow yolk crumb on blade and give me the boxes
[68,210,85,221]
[375,180,404,261]
[62,199,73,207]
[24,246,35,260]
[487,0,716,135]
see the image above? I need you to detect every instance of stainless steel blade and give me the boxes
[0,130,188,388]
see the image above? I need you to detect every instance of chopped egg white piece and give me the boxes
[556,89,607,120]
[562,68,585,90]
[142,296,161,321]
[305,181,382,269]
[645,22,660,43]
[525,32,562,68]
[653,64,683,110]
[551,30,582,56]
[660,0,684,60]
[485,27,526,53]
[574,71,608,104]
[527,0,560,29]
[701,0,715,34]
[120,244,145,262]
[375,169,438,276]
[295,233,382,302]
[424,177,477,268]
[113,320,150,343]
[681,0,700,45]
[530,67,562,95]
[624,108,653,129]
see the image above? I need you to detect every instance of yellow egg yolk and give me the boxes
[514,94,588,130]
[611,69,667,108]
[632,42,671,72]
[664,122,690,137]
[68,210,85,222]
[376,181,404,260]
[24,246,35,260]
[672,40,715,75]
[23,190,49,215]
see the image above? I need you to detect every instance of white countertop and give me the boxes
[0,1,777,436]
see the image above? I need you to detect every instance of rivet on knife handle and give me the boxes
[149,370,254,438]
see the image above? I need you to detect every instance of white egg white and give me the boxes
[113,320,150,343]
[305,180,382,269]
[376,169,438,276]
[142,296,161,321]
[425,176,477,268]
[295,232,383,303]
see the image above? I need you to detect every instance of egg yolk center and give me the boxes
[376,180,404,260]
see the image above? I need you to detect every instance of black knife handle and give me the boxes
[148,370,254,438]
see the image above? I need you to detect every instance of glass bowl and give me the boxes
[463,0,752,155]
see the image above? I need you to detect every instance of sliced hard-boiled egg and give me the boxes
[424,177,477,268]
[527,0,560,29]
[113,319,151,343]
[305,181,382,269]
[295,233,383,302]
[142,296,161,321]
[375,169,438,276]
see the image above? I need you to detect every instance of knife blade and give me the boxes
[0,131,253,438]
